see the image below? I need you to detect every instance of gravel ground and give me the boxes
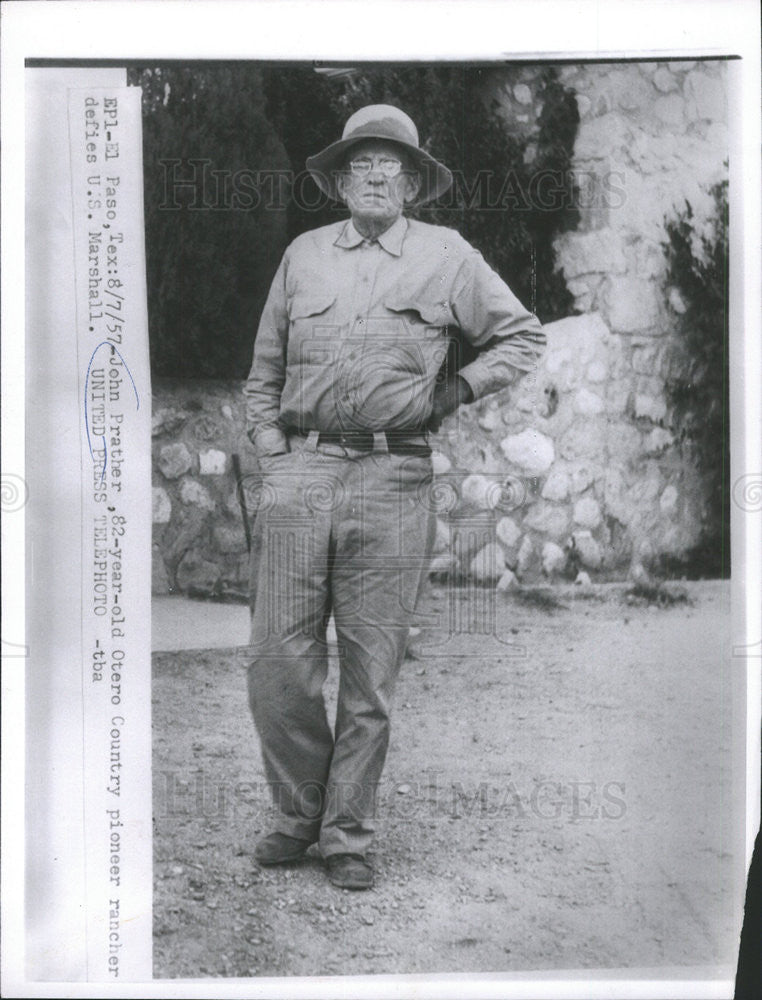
[152,580,743,980]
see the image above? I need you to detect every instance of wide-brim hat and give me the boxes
[306,104,453,205]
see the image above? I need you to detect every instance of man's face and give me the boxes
[336,140,421,226]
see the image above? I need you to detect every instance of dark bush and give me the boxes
[662,178,730,578]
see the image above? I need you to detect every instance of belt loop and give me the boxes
[373,431,389,454]
[305,430,320,452]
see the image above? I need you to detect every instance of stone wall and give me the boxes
[151,382,254,599]
[427,312,702,588]
[552,60,727,336]
[485,59,729,573]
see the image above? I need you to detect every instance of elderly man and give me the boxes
[244,105,544,890]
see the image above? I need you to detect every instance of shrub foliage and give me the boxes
[663,179,730,577]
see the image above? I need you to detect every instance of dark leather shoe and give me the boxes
[254,832,314,865]
[325,853,374,890]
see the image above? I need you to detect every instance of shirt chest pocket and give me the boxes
[287,290,337,322]
[384,294,452,333]
[286,291,338,367]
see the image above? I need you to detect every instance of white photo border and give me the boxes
[3,1,760,997]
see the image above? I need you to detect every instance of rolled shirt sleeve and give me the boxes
[450,248,546,401]
[243,253,290,456]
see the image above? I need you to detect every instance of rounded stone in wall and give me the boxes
[213,522,248,554]
[199,448,228,475]
[152,407,187,437]
[470,543,507,584]
[175,550,222,597]
[574,112,632,160]
[573,496,602,530]
[654,94,687,131]
[179,476,216,511]
[575,94,592,117]
[574,388,605,416]
[431,451,452,475]
[158,442,193,479]
[513,83,532,105]
[500,428,555,474]
[644,428,674,454]
[567,278,595,313]
[668,287,688,314]
[605,422,642,463]
[570,464,598,494]
[152,486,172,524]
[188,412,223,444]
[605,380,631,415]
[632,343,664,374]
[461,474,497,510]
[653,67,679,93]
[541,468,570,502]
[496,516,521,550]
[516,535,535,576]
[571,529,603,569]
[605,277,662,332]
[586,360,607,383]
[556,228,627,279]
[614,71,654,111]
[634,394,668,423]
[541,541,567,576]
[684,70,726,122]
[629,476,662,507]
[559,420,607,461]
[523,501,570,540]
[478,408,501,431]
[706,121,729,156]
[660,484,679,515]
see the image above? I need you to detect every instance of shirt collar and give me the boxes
[334,215,408,257]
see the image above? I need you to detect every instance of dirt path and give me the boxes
[152,581,743,979]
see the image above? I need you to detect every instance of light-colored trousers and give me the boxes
[246,433,436,858]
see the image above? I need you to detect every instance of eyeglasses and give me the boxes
[348,156,403,179]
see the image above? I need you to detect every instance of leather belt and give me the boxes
[288,428,431,456]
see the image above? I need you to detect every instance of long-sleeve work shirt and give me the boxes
[244,215,545,456]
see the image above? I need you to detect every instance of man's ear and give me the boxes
[335,171,349,204]
[402,171,422,205]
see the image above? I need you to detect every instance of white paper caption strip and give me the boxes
[68,85,152,982]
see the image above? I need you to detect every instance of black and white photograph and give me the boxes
[4,1,761,997]
[146,54,746,979]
